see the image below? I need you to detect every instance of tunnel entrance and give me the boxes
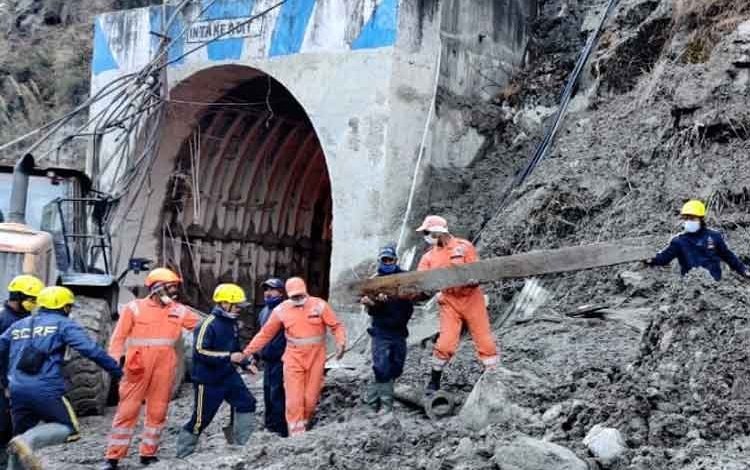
[161,71,332,314]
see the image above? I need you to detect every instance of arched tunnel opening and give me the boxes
[161,71,332,328]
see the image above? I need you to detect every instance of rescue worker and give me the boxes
[103,268,200,470]
[0,275,44,464]
[176,283,257,458]
[646,200,750,281]
[0,286,122,470]
[242,277,346,437]
[256,278,288,437]
[416,215,499,393]
[360,245,414,415]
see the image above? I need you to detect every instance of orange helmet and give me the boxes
[144,268,182,288]
[285,277,308,297]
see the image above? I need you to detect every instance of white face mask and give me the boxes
[683,220,701,233]
[424,235,438,245]
[291,296,308,307]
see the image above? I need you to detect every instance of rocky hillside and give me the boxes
[3,0,750,469]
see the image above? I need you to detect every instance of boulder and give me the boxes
[493,436,589,470]
[583,424,627,466]
[459,367,546,431]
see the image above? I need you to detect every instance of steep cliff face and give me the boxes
[0,0,161,154]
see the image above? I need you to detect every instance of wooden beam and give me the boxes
[349,238,660,298]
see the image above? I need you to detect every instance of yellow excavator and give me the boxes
[0,153,186,416]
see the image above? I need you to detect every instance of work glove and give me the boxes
[110,367,124,381]
[239,356,258,375]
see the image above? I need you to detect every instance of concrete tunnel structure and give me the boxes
[89,0,536,332]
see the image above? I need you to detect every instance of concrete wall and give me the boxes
[88,0,535,318]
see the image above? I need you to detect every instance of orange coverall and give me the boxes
[244,297,346,437]
[418,236,499,369]
[105,298,200,460]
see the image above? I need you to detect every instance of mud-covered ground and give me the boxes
[34,0,750,468]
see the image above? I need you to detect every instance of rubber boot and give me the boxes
[8,423,71,470]
[364,381,380,416]
[99,459,119,470]
[426,369,442,395]
[231,412,255,446]
[379,381,394,414]
[140,456,159,466]
[175,429,200,459]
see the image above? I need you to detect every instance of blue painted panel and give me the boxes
[268,0,316,57]
[149,6,185,66]
[204,0,255,61]
[352,0,398,50]
[92,19,119,75]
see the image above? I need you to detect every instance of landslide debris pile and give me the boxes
[23,0,750,469]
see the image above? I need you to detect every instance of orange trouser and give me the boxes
[283,344,326,436]
[106,346,177,459]
[434,290,499,369]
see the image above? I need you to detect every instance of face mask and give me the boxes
[223,308,240,319]
[683,220,701,233]
[291,296,307,307]
[424,235,438,245]
[265,296,283,307]
[21,300,36,313]
[378,263,398,275]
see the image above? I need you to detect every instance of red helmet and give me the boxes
[144,268,182,288]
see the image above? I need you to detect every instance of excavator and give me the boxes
[0,153,186,416]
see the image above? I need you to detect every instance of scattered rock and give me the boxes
[459,367,546,431]
[493,435,588,470]
[583,424,627,466]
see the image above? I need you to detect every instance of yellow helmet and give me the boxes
[7,275,45,298]
[680,200,706,217]
[212,283,248,306]
[36,286,76,310]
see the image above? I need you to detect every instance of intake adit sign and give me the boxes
[186,17,263,43]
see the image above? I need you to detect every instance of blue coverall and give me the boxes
[0,307,121,437]
[0,304,27,450]
[257,298,288,437]
[366,266,414,383]
[184,307,256,436]
[651,227,748,280]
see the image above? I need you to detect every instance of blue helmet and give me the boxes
[378,245,398,261]
[262,278,285,290]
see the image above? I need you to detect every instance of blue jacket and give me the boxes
[258,298,285,362]
[0,303,26,336]
[652,228,748,280]
[0,308,120,397]
[366,267,414,339]
[191,307,242,384]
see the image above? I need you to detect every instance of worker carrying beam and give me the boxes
[176,283,257,458]
[416,215,499,394]
[0,286,122,470]
[645,200,750,280]
[256,278,288,437]
[242,277,346,437]
[103,268,200,470]
[361,245,414,416]
[0,275,44,466]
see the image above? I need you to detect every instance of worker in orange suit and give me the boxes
[416,215,499,394]
[102,268,200,470]
[242,277,346,437]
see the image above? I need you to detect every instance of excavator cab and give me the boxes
[0,154,120,415]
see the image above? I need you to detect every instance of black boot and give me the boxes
[100,459,119,470]
[426,369,442,395]
[140,456,159,466]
